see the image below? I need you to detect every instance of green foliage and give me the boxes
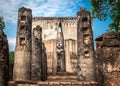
[91,0,120,32]
[0,16,5,30]
[9,51,14,64]
[93,49,96,56]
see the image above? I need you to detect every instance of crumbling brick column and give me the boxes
[0,30,9,86]
[31,25,42,80]
[77,8,95,81]
[41,43,47,81]
[96,32,120,86]
[13,7,32,80]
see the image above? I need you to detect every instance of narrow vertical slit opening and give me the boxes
[58,23,62,32]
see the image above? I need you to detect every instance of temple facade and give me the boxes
[12,7,98,86]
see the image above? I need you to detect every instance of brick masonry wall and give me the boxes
[0,30,9,86]
[32,17,77,40]
[96,32,120,86]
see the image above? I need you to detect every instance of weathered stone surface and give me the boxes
[103,32,120,47]
[43,39,57,74]
[9,64,13,80]
[48,74,77,81]
[104,72,120,86]
[77,8,95,81]
[65,39,77,73]
[95,32,120,86]
[41,42,47,81]
[32,17,77,40]
[13,7,32,80]
[0,30,9,86]
[31,25,42,81]
[0,65,4,86]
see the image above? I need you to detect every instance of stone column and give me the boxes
[41,43,47,81]
[65,40,70,72]
[72,40,75,53]
[77,8,95,81]
[65,40,73,73]
[53,40,57,74]
[13,7,32,80]
[0,30,9,86]
[69,40,73,52]
[31,25,42,80]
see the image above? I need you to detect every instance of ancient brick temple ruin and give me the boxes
[9,7,120,86]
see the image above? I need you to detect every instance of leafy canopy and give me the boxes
[0,16,5,30]
[91,0,120,32]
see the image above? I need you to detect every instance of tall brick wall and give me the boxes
[32,17,77,40]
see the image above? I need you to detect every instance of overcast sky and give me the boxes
[0,0,111,51]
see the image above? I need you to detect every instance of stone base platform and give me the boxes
[47,74,77,81]
[9,80,98,86]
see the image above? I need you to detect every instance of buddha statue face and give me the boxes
[57,40,64,49]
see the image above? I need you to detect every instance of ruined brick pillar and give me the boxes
[0,30,9,86]
[31,25,42,80]
[13,7,32,80]
[41,43,47,81]
[96,32,120,86]
[77,8,95,81]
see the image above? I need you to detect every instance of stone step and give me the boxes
[48,72,77,75]
[38,81,98,86]
[9,80,98,86]
[48,75,77,80]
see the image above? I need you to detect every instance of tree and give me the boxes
[0,16,5,30]
[91,0,120,32]
[9,51,14,64]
